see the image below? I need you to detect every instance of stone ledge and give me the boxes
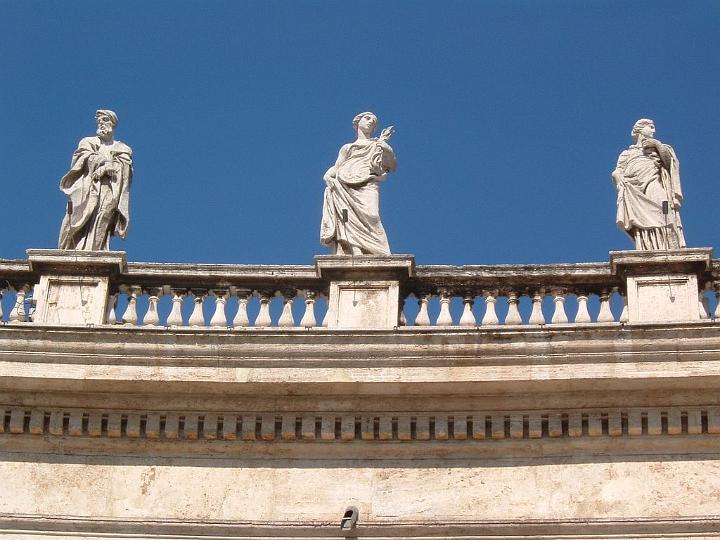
[0,321,718,364]
[8,320,720,340]
[1,514,720,539]
[2,322,720,396]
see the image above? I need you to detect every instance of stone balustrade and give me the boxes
[106,261,327,328]
[1,249,718,328]
[108,266,628,328]
[404,263,629,326]
[108,282,327,329]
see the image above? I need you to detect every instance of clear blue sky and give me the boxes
[1,1,718,265]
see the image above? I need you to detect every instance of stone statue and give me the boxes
[320,112,397,255]
[58,110,133,251]
[612,119,685,250]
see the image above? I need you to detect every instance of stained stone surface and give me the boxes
[610,248,711,323]
[1,458,720,527]
[316,254,413,329]
[27,249,126,325]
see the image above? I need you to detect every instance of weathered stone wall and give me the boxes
[2,321,720,538]
[2,455,720,538]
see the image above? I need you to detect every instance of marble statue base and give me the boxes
[610,248,712,323]
[315,255,414,329]
[27,249,127,326]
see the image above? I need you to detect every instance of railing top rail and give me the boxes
[127,261,316,273]
[422,260,608,268]
[0,259,31,271]
[118,262,321,291]
[3,257,719,291]
[119,261,625,288]
[0,259,36,286]
[417,261,612,275]
[411,262,620,291]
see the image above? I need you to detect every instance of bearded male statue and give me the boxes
[58,109,133,251]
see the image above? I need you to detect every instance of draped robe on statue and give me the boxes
[320,138,396,255]
[614,143,685,250]
[58,137,133,251]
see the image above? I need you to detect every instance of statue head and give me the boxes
[95,110,118,140]
[352,112,378,137]
[631,118,655,141]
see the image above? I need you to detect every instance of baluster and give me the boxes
[232,289,251,328]
[504,291,522,325]
[166,288,185,327]
[705,281,716,319]
[209,289,228,327]
[9,285,28,323]
[115,285,128,322]
[575,292,591,323]
[188,289,206,327]
[122,286,141,326]
[619,292,629,323]
[436,289,453,326]
[459,294,476,327]
[255,292,272,327]
[597,289,614,322]
[699,284,710,319]
[106,292,118,324]
[300,290,317,328]
[550,289,568,324]
[398,297,407,327]
[277,289,296,328]
[529,289,545,325]
[319,293,328,327]
[27,289,37,322]
[0,288,4,322]
[481,290,499,325]
[715,283,720,320]
[414,294,431,326]
[143,287,161,326]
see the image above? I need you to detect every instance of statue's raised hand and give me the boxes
[379,126,394,142]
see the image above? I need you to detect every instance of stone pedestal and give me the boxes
[27,249,127,326]
[610,248,712,324]
[315,255,415,329]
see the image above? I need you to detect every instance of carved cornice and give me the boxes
[3,404,719,446]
